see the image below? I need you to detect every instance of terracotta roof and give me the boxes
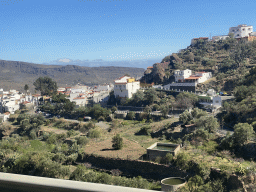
[147,66,153,69]
[22,101,30,104]
[185,76,201,80]
[4,112,10,115]
[33,94,41,97]
[73,97,85,100]
[199,37,209,39]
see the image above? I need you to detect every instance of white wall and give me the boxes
[229,24,253,38]
[212,96,222,108]
[174,69,192,82]
[114,82,140,99]
[195,72,212,83]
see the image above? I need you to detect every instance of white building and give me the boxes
[174,69,192,82]
[198,89,222,111]
[212,35,230,41]
[94,84,113,92]
[229,24,253,38]
[114,76,140,99]
[184,72,212,84]
[0,112,10,122]
[67,92,88,107]
[194,72,212,83]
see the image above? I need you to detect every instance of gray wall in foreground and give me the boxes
[0,172,157,192]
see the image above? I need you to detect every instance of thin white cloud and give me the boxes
[58,58,72,63]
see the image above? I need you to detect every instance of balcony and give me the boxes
[0,172,157,192]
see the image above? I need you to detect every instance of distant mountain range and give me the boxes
[45,58,161,69]
[0,60,145,92]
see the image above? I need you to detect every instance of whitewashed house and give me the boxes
[185,72,212,84]
[229,24,253,38]
[114,76,140,99]
[174,69,192,82]
[0,112,10,122]
[198,89,222,111]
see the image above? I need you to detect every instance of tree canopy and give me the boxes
[33,76,58,96]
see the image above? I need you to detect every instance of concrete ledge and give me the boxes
[0,172,157,192]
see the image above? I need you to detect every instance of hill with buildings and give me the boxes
[0,59,144,92]
[141,24,256,93]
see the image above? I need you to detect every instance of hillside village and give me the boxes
[1,24,254,119]
[1,24,256,192]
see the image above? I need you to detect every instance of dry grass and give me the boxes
[83,137,146,160]
[81,117,179,160]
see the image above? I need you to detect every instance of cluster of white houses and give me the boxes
[0,84,114,122]
[0,89,43,122]
[58,84,113,107]
[191,24,256,45]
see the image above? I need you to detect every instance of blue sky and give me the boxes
[0,0,256,68]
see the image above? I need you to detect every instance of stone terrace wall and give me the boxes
[77,153,188,180]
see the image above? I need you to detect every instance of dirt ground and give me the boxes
[83,137,146,160]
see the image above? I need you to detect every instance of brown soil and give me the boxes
[83,137,146,160]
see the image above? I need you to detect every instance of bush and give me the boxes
[88,128,102,139]
[75,136,89,145]
[106,116,112,122]
[97,116,105,122]
[112,134,123,150]
[154,156,162,164]
[45,119,50,126]
[126,111,135,120]
[78,117,84,122]
[136,126,151,135]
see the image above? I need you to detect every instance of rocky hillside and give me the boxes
[141,38,256,92]
[0,60,144,92]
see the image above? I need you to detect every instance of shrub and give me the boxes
[136,126,151,135]
[78,117,84,122]
[97,116,105,122]
[112,134,123,150]
[154,156,162,164]
[88,128,102,139]
[106,116,112,122]
[67,130,77,137]
[165,153,173,164]
[45,119,50,126]
[75,136,89,145]
[126,111,135,120]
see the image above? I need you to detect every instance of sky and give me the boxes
[1,0,256,68]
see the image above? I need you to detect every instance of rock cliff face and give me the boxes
[0,60,144,92]
[140,61,172,84]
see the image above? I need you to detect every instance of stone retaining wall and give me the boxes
[77,153,187,180]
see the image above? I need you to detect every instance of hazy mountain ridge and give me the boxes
[0,60,145,92]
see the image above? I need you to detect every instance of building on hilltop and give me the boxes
[229,24,253,38]
[114,76,140,99]
[191,37,209,46]
[212,35,230,41]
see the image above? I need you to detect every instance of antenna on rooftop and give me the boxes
[210,33,212,40]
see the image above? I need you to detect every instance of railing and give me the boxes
[0,172,157,192]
